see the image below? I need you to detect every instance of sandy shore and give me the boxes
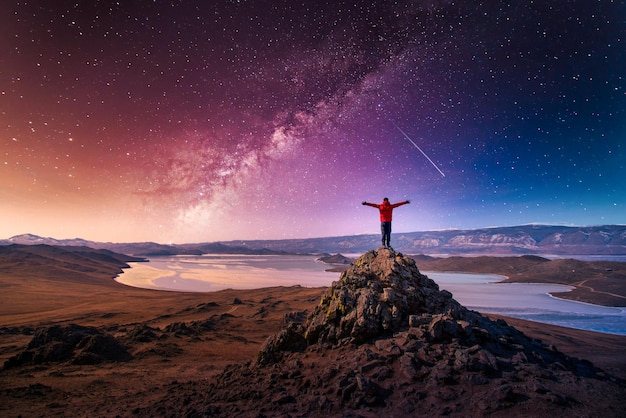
[347,254,626,307]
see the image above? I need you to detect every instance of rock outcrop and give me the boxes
[3,324,131,368]
[138,249,626,417]
[305,248,466,346]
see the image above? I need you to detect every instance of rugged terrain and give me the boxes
[140,249,624,417]
[0,245,624,417]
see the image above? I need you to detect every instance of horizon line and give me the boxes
[3,223,626,246]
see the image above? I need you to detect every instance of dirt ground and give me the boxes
[1,248,624,416]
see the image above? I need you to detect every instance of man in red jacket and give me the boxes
[362,197,410,249]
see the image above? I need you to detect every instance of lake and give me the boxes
[116,254,626,335]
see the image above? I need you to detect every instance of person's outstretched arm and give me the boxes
[390,200,410,209]
[362,201,379,208]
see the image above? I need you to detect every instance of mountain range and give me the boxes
[1,224,625,256]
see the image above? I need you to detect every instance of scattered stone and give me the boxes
[126,324,160,342]
[3,324,130,368]
[283,310,308,325]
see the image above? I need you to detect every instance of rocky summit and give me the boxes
[140,248,625,417]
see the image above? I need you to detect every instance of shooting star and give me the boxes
[393,122,446,178]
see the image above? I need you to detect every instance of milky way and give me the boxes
[1,1,624,243]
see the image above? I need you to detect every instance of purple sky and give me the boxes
[1,1,624,243]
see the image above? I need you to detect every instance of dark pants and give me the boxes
[381,222,391,247]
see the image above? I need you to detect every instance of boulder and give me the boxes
[3,324,130,368]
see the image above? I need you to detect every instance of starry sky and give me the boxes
[1,1,624,243]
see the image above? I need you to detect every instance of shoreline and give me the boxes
[329,264,626,309]
[112,257,626,336]
[405,254,626,307]
[427,268,626,309]
[113,276,626,336]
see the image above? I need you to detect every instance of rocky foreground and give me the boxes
[1,246,625,417]
[127,248,623,417]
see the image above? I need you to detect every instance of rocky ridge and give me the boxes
[137,248,625,417]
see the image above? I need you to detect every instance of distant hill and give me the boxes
[1,224,625,256]
[224,224,626,255]
[0,244,146,285]
[0,234,292,257]
[0,234,197,257]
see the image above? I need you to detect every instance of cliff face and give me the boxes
[140,248,624,417]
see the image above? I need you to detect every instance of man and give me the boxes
[362,197,410,249]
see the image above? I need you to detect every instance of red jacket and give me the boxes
[364,200,409,222]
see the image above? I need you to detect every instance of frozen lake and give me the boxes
[117,254,626,335]
[427,272,625,336]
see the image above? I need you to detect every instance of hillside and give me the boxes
[0,244,145,286]
[0,245,624,416]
